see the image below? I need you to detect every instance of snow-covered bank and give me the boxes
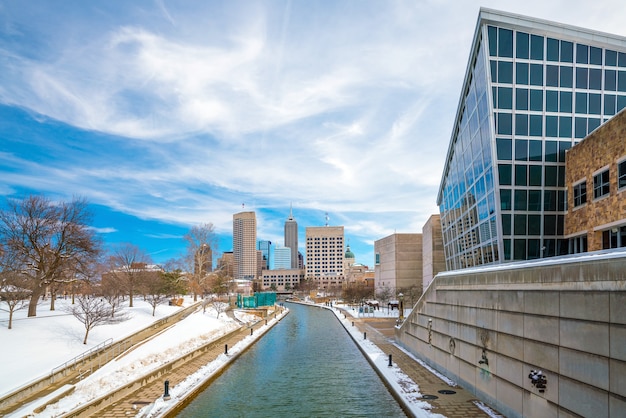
[137,307,290,418]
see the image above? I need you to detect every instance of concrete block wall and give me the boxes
[396,252,626,418]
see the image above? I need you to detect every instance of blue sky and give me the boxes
[1,0,625,266]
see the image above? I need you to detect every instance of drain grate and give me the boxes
[421,394,439,400]
[438,390,457,395]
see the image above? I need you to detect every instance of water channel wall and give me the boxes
[396,251,626,418]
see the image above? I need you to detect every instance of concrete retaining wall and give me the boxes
[396,251,626,418]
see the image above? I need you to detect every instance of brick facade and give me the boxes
[565,108,626,251]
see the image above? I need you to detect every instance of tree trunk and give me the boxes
[50,291,56,311]
[8,310,13,329]
[27,285,45,317]
[129,288,134,307]
[83,328,90,344]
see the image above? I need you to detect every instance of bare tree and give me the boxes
[183,224,218,302]
[0,195,101,317]
[212,297,229,319]
[100,267,125,317]
[0,270,31,329]
[107,244,152,308]
[66,293,129,344]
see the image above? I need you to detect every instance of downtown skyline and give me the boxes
[1,0,625,266]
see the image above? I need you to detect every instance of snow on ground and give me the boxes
[0,297,196,396]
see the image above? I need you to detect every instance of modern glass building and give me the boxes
[437,8,626,270]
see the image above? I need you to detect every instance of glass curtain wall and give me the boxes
[439,14,626,270]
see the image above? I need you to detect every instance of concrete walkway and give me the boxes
[349,314,503,418]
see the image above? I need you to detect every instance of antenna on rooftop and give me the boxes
[325,212,329,227]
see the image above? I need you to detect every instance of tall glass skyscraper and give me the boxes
[437,9,626,270]
[284,206,299,269]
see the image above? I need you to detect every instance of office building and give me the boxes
[305,225,344,290]
[233,211,257,280]
[374,233,423,295]
[274,246,292,269]
[437,8,626,269]
[284,206,299,269]
[257,240,271,270]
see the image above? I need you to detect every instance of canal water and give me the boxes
[176,302,406,417]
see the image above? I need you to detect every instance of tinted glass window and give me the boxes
[576,92,587,113]
[546,116,558,138]
[500,189,512,210]
[530,89,543,111]
[590,47,602,65]
[516,88,529,110]
[547,38,559,61]
[560,66,572,88]
[546,90,558,112]
[488,26,497,56]
[560,91,572,113]
[561,41,573,62]
[529,140,542,161]
[514,192,527,211]
[589,93,601,115]
[497,113,512,135]
[530,35,544,60]
[618,71,626,92]
[516,32,529,59]
[559,116,572,138]
[499,28,513,58]
[498,87,512,109]
[516,62,529,85]
[545,166,557,186]
[546,65,559,87]
[606,50,617,66]
[605,69,617,91]
[529,166,542,187]
[575,117,587,139]
[515,114,528,136]
[589,69,601,90]
[576,67,588,89]
[498,61,513,83]
[515,139,528,161]
[545,141,558,162]
[605,94,616,115]
[530,64,543,85]
[498,164,512,185]
[496,138,512,160]
[576,44,588,64]
[529,115,542,137]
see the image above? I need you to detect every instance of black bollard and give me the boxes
[388,354,393,367]
[251,328,254,336]
[352,321,354,327]
[364,332,367,340]
[225,344,228,355]
[163,380,171,400]
[265,319,268,326]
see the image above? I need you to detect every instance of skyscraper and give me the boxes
[284,206,298,269]
[437,8,626,270]
[233,211,257,281]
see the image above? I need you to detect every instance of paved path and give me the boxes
[349,314,504,418]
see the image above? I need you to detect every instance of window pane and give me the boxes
[589,68,602,90]
[618,95,626,113]
[498,87,512,109]
[618,71,626,92]
[619,160,626,189]
[497,113,512,135]
[498,61,513,84]
[559,116,572,138]
[516,62,529,85]
[498,164,512,185]
[529,189,542,209]
[561,41,573,63]
[515,114,528,136]
[589,93,601,115]
[529,165,542,186]
[546,116,558,138]
[516,88,529,110]
[496,138,512,160]
[514,214,527,234]
[545,166,557,186]
[576,44,589,64]
[545,141,557,162]
[528,142,542,162]
[544,190,557,211]
[619,52,626,67]
[502,215,511,235]
[605,69,617,91]
[498,28,513,58]
[514,239,526,260]
[588,118,600,132]
[559,141,571,162]
[575,117,587,139]
[488,26,497,56]
[547,38,559,61]
[605,94,616,115]
[576,92,587,114]
[560,91,572,113]
[560,66,572,88]
[517,32,529,59]
[546,65,559,87]
[606,49,617,66]
[576,67,588,89]
[530,64,543,85]
[515,139,528,161]
[546,90,558,112]
[530,89,543,111]
[500,189,512,210]
[544,215,556,235]
[515,165,527,186]
[528,216,541,235]
[590,46,602,65]
[530,35,544,60]
[529,115,542,137]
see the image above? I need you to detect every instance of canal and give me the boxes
[176,302,406,417]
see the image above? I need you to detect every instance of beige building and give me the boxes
[260,268,305,292]
[422,214,446,290]
[374,233,422,296]
[305,226,345,290]
[565,108,626,252]
[233,211,257,280]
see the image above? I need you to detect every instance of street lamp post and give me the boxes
[398,293,404,322]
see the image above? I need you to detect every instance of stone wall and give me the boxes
[396,251,626,418]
